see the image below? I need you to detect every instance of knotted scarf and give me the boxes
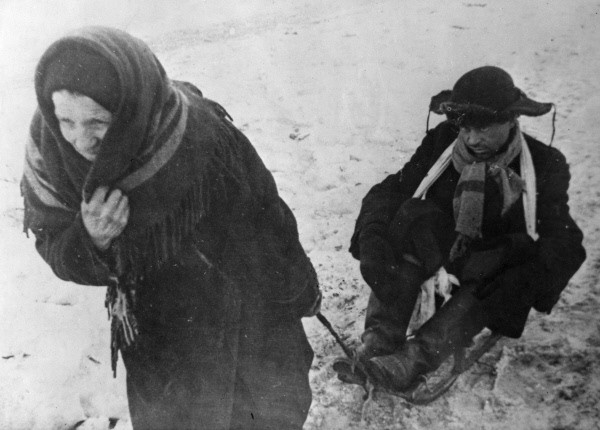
[449,127,525,261]
[410,123,537,328]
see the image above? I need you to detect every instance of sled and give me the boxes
[332,329,501,405]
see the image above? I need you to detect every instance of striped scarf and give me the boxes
[450,127,525,260]
[411,123,537,327]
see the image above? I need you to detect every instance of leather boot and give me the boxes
[357,258,428,363]
[364,340,431,391]
[365,285,486,391]
[333,258,427,386]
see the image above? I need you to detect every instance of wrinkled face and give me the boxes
[52,90,113,162]
[458,121,515,160]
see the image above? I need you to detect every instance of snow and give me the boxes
[1,0,599,428]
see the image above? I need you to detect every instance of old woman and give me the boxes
[22,26,320,429]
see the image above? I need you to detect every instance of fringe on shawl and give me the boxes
[24,81,239,375]
[106,159,233,376]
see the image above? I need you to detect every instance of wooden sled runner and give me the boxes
[332,329,501,405]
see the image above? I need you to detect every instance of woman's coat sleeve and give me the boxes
[32,215,113,286]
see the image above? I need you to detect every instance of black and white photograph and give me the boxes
[0,1,598,429]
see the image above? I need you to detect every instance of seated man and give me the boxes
[343,66,586,391]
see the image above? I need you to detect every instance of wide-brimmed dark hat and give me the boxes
[430,66,553,126]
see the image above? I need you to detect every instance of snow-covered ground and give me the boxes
[1,0,599,429]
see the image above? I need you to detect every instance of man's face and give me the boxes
[52,90,113,162]
[458,120,515,160]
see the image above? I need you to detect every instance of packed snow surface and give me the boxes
[1,1,599,428]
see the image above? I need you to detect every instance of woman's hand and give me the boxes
[81,186,130,251]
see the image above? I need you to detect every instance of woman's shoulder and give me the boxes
[177,83,260,176]
[176,82,239,152]
[175,80,232,123]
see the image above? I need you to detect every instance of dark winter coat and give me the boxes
[22,27,319,430]
[350,121,585,338]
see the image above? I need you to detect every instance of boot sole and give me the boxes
[367,331,502,404]
[363,358,421,392]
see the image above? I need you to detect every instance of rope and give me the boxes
[549,103,557,146]
[316,312,354,360]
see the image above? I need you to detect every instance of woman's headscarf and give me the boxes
[34,26,175,198]
[22,26,238,268]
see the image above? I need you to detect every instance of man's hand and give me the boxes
[81,187,130,251]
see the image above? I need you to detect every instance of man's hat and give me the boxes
[430,66,553,126]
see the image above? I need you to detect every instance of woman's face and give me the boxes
[52,90,113,162]
[458,120,515,160]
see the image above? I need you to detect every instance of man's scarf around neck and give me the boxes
[410,124,536,325]
[451,126,525,240]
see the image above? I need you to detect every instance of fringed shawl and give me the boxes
[22,27,239,275]
[22,27,320,374]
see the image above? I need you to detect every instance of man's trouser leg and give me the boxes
[358,258,427,361]
[357,199,452,362]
